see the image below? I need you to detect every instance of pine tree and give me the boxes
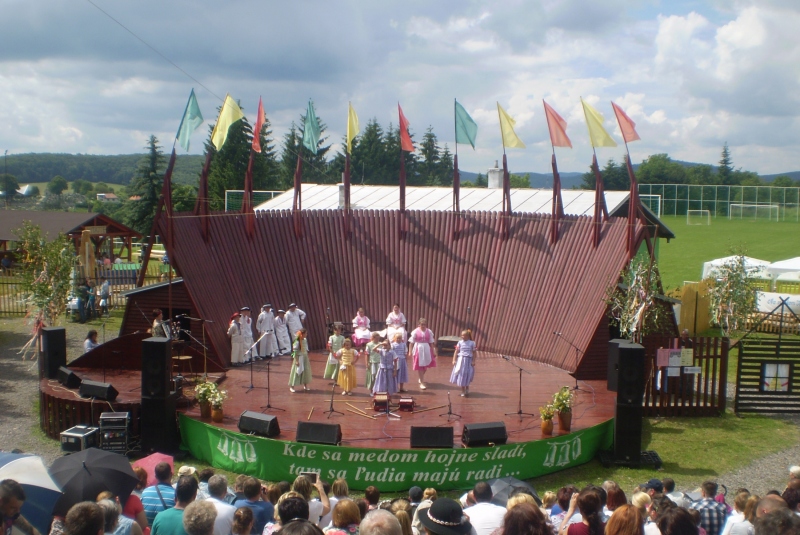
[123,135,164,234]
[415,127,441,186]
[438,144,454,186]
[718,142,734,185]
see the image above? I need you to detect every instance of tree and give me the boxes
[416,127,442,186]
[705,250,758,336]
[278,110,336,187]
[0,173,19,198]
[124,136,165,234]
[772,175,797,188]
[718,143,734,185]
[580,159,628,190]
[686,164,715,185]
[438,145,454,186]
[734,170,761,186]
[509,173,530,188]
[636,154,688,184]
[475,173,487,187]
[605,256,667,343]
[93,182,114,193]
[47,175,68,195]
[71,179,93,196]
[27,185,40,197]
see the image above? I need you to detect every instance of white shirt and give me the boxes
[721,511,745,535]
[286,308,306,334]
[208,496,236,535]
[257,310,275,333]
[644,521,661,535]
[318,496,337,528]
[308,499,325,526]
[464,502,507,535]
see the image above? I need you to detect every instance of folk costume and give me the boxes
[352,311,371,347]
[365,341,382,390]
[391,341,409,385]
[372,346,398,395]
[256,305,278,357]
[274,312,292,355]
[385,309,408,343]
[325,332,345,380]
[336,346,358,394]
[240,308,254,362]
[227,314,245,365]
[409,327,436,371]
[285,305,306,340]
[450,339,476,388]
[288,332,312,391]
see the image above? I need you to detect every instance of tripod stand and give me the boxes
[323,382,343,418]
[502,355,537,419]
[553,331,588,392]
[242,332,269,394]
[439,391,461,421]
[260,355,284,413]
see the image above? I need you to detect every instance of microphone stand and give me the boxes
[260,354,285,413]
[439,391,461,420]
[501,355,536,419]
[323,381,343,418]
[243,332,269,394]
[99,316,110,381]
[181,315,215,380]
[553,331,587,392]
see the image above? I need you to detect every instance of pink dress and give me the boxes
[409,327,436,371]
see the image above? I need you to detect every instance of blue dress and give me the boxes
[449,340,476,387]
[372,348,398,394]
[391,342,409,383]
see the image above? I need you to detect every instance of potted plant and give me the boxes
[208,387,228,423]
[194,381,217,419]
[551,386,574,432]
[539,403,555,435]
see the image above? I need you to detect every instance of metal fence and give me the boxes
[224,190,282,212]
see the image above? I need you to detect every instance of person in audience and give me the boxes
[662,480,690,509]
[755,495,788,518]
[500,502,550,535]
[281,520,325,535]
[361,510,402,535]
[464,482,506,535]
[182,501,217,535]
[646,497,676,535]
[355,501,370,525]
[641,480,664,500]
[142,462,177,526]
[604,504,643,535]
[411,488,437,533]
[231,507,253,535]
[541,492,557,517]
[65,502,104,535]
[97,498,142,535]
[630,493,652,524]
[206,475,236,535]
[418,498,472,535]
[691,482,728,535]
[1,479,40,535]
[408,487,422,516]
[365,487,381,512]
[324,499,361,535]
[656,508,698,535]
[721,492,751,535]
[787,467,800,492]
[265,495,311,535]
[605,484,627,517]
[132,467,148,497]
[232,477,273,534]
[195,469,215,501]
[551,487,580,528]
[292,475,330,526]
[729,495,759,535]
[754,509,800,535]
[318,481,336,529]
[558,487,604,535]
[780,488,800,515]
[389,499,413,535]
[152,475,198,535]
[232,475,249,504]
[686,510,706,535]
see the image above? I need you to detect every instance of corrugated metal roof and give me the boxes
[255,184,630,217]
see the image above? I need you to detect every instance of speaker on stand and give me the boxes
[139,337,181,453]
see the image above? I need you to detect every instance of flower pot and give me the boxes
[541,419,554,435]
[558,411,572,432]
[211,407,224,423]
[199,401,211,419]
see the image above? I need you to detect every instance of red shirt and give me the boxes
[123,493,144,519]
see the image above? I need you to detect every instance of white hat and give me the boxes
[790,466,800,478]
[178,465,197,476]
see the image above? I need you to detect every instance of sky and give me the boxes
[1,0,799,175]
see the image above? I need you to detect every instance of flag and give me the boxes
[211,94,244,150]
[176,89,203,152]
[346,102,359,154]
[398,104,414,152]
[497,103,525,149]
[252,97,266,153]
[581,98,617,148]
[303,100,321,155]
[455,100,478,149]
[611,101,641,144]
[543,100,572,148]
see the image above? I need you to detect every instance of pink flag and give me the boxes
[543,101,572,148]
[398,104,414,152]
[611,102,640,144]
[252,97,266,152]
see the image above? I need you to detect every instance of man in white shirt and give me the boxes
[256,304,278,359]
[463,482,506,535]
[285,304,307,343]
[206,475,236,535]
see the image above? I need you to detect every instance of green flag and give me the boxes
[302,100,320,155]
[176,89,203,152]
[455,100,478,149]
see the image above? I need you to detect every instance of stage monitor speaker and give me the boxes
[296,421,341,446]
[79,380,118,401]
[141,394,180,453]
[40,327,67,379]
[238,411,280,438]
[410,427,453,449]
[462,421,508,447]
[57,366,82,389]
[616,343,646,406]
[606,339,629,392]
[614,404,643,462]
[141,337,172,399]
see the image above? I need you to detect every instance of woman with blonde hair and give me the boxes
[323,499,361,535]
[390,499,415,535]
[604,504,643,535]
[630,492,652,519]
[289,329,313,392]
[411,488,438,533]
[292,475,331,526]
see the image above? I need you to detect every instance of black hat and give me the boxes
[642,478,664,493]
[419,498,472,535]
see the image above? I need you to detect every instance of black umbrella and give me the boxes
[49,448,138,514]
[488,476,541,507]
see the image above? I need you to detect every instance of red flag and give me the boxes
[611,102,640,144]
[252,98,266,153]
[398,104,414,152]
[543,101,572,148]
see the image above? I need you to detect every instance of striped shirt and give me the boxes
[141,483,176,526]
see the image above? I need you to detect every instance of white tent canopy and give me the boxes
[701,255,771,280]
[767,257,800,278]
[776,271,800,283]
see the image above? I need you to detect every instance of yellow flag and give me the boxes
[211,94,244,150]
[581,98,617,148]
[346,102,360,154]
[497,103,525,149]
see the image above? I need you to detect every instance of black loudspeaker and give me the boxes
[462,422,508,447]
[296,421,342,445]
[141,394,180,453]
[614,404,643,462]
[616,343,646,406]
[238,411,280,438]
[58,366,82,389]
[606,339,628,392]
[40,327,67,379]
[79,380,118,401]
[141,337,172,399]
[410,427,454,449]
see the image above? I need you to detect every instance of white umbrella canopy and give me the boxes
[701,255,771,280]
[768,257,800,278]
[0,453,63,535]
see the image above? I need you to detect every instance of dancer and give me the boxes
[409,318,436,390]
[352,307,371,347]
[228,312,245,366]
[240,307,254,363]
[256,303,278,358]
[289,329,312,393]
[385,304,407,343]
[285,303,306,343]
[325,325,345,383]
[372,340,398,395]
[391,332,409,392]
[274,309,292,355]
[364,332,382,391]
[450,329,476,397]
[335,338,359,395]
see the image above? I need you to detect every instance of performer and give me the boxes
[391,332,409,392]
[256,303,278,358]
[227,312,245,366]
[325,325,345,383]
[450,329,476,397]
[152,309,169,338]
[409,318,436,390]
[372,340,398,395]
[240,307,254,363]
[285,303,306,343]
[352,307,371,347]
[83,329,100,354]
[288,329,312,392]
[385,304,407,343]
[364,332,382,390]
[335,338,359,395]
[274,309,292,355]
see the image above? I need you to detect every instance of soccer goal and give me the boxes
[729,203,780,221]
[640,194,662,218]
[687,209,711,225]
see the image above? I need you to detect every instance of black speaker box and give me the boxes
[79,380,118,401]
[614,404,643,462]
[141,393,180,453]
[40,327,67,379]
[410,427,454,449]
[239,411,280,438]
[141,337,172,399]
[606,338,628,392]
[57,366,82,389]
[296,421,342,445]
[462,422,508,447]
[617,343,646,406]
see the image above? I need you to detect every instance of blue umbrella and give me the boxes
[0,453,63,535]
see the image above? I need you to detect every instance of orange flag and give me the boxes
[252,97,266,153]
[398,104,414,152]
[543,100,572,148]
[611,102,641,144]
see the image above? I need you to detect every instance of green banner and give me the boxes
[179,415,613,491]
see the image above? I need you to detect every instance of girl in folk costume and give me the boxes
[289,329,312,393]
[335,338,359,395]
[391,332,409,392]
[372,340,398,395]
[352,307,371,347]
[364,332,382,390]
[450,329,476,396]
[274,309,292,355]
[409,318,436,390]
[325,325,345,383]
[385,304,407,343]
[228,312,245,366]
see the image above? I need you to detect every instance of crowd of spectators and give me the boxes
[4,465,800,535]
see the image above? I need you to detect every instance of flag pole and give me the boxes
[452,98,460,237]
